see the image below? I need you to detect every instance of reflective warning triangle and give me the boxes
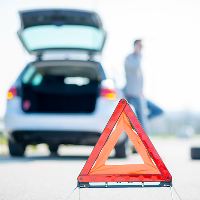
[78,99,172,183]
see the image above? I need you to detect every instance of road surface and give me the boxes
[0,136,200,200]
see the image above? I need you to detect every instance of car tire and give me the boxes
[48,144,59,153]
[191,147,200,159]
[115,139,131,158]
[8,140,25,157]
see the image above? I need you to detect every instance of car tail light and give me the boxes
[7,87,17,99]
[100,88,117,100]
[100,79,117,100]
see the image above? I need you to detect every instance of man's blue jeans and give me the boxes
[126,97,163,132]
[147,100,163,119]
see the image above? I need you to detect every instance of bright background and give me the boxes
[1,0,200,117]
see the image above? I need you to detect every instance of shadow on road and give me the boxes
[0,153,118,164]
[0,154,89,164]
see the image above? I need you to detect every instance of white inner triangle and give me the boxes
[105,130,144,165]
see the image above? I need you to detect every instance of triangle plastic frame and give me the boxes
[78,99,172,184]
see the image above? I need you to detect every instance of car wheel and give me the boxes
[8,140,25,157]
[191,147,200,159]
[48,144,59,153]
[115,139,131,158]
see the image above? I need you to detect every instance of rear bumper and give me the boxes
[11,130,101,146]
[4,114,107,133]
[4,98,120,133]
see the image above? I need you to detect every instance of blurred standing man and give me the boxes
[124,39,163,131]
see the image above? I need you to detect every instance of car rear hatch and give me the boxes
[18,9,107,56]
[21,61,106,114]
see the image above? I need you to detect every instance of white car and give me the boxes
[4,9,131,157]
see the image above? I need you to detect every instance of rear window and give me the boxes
[21,25,104,51]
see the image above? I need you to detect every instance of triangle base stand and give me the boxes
[78,181,172,188]
[77,182,180,200]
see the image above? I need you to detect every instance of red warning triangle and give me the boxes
[78,99,172,183]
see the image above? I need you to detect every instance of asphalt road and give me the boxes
[0,136,200,200]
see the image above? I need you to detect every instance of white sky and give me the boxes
[1,0,200,117]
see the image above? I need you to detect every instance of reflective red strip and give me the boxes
[78,174,165,182]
